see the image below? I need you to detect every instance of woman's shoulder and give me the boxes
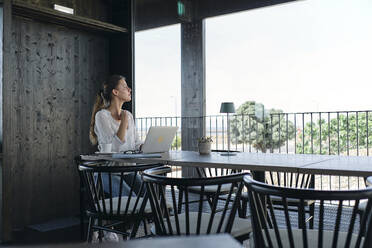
[95,109,110,118]
[123,110,134,118]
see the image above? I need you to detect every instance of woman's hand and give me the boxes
[116,111,129,142]
[120,110,129,130]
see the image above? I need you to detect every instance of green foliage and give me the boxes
[171,136,181,150]
[230,101,295,153]
[296,113,372,155]
[198,136,213,143]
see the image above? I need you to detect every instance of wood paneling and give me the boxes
[2,0,13,241]
[12,1,127,34]
[14,0,110,22]
[3,15,108,228]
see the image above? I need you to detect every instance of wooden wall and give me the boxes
[15,0,110,22]
[3,14,109,228]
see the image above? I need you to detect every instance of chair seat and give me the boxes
[155,212,251,238]
[251,229,364,248]
[188,184,235,194]
[241,192,315,206]
[269,195,315,206]
[96,196,171,215]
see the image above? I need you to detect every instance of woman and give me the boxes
[90,75,142,152]
[89,75,142,196]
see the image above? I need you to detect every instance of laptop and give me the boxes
[141,126,178,154]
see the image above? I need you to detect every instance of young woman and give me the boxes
[90,75,142,152]
[89,75,142,196]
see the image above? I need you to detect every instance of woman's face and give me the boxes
[113,79,131,102]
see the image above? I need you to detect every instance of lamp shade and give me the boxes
[220,102,235,113]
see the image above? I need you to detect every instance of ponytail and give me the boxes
[89,92,105,145]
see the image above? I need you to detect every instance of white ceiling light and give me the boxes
[54,4,74,14]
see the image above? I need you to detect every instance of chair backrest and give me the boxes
[244,175,372,248]
[194,166,242,178]
[78,161,163,220]
[265,171,314,189]
[142,169,248,236]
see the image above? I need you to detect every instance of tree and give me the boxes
[230,101,295,153]
[296,112,372,155]
[171,136,182,150]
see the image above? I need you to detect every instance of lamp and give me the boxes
[220,102,236,156]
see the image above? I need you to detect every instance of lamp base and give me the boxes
[220,152,237,156]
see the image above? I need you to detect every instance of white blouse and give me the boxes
[94,109,142,152]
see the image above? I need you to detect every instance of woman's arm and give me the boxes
[95,111,127,152]
[116,110,129,142]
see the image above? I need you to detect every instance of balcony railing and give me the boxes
[136,110,372,192]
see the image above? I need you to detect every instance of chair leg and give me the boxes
[239,198,248,218]
[130,217,147,239]
[178,189,183,214]
[87,217,94,243]
[298,208,306,229]
[98,219,103,243]
[143,219,149,236]
[309,204,315,229]
[80,179,86,241]
[206,195,214,209]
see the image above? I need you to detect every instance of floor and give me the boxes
[0,192,358,247]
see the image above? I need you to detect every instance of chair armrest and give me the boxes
[145,166,172,176]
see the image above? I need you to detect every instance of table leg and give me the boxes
[251,170,265,182]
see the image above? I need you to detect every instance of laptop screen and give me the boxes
[141,126,178,153]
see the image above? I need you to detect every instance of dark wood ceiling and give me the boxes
[135,0,298,31]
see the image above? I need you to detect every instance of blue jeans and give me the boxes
[99,172,143,197]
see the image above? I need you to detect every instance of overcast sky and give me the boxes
[135,0,372,117]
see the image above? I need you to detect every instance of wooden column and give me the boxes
[181,20,206,176]
[2,0,11,241]
[110,0,135,115]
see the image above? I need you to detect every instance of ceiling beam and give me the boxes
[135,0,299,31]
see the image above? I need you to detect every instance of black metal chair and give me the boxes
[357,176,372,224]
[185,166,243,212]
[241,171,315,228]
[187,150,244,215]
[244,175,372,248]
[142,168,251,243]
[78,160,166,242]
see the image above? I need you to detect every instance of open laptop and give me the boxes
[141,126,178,154]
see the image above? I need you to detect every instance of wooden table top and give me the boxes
[81,151,372,177]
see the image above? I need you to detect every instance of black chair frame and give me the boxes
[77,158,165,242]
[143,169,251,242]
[244,175,372,248]
[242,171,315,227]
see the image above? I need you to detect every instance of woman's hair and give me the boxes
[89,75,126,145]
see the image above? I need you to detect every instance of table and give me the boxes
[82,151,372,177]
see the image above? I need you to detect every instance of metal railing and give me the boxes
[136,110,372,191]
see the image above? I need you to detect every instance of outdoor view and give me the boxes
[135,0,372,158]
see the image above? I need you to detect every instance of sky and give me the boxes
[135,0,372,117]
